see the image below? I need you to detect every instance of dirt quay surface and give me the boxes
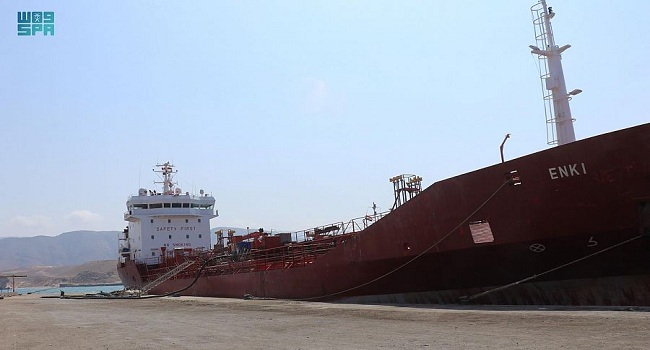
[1,294,649,350]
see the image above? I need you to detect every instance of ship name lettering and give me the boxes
[548,162,587,180]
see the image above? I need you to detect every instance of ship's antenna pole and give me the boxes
[530,0,581,146]
[154,162,177,195]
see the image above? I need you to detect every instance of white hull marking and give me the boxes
[548,162,587,180]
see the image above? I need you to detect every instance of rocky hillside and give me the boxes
[0,231,119,270]
[0,260,120,288]
[0,227,254,288]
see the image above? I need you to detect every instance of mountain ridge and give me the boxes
[0,231,119,270]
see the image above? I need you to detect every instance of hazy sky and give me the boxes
[1,1,648,238]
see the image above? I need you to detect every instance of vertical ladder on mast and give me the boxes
[530,1,581,146]
[141,260,195,294]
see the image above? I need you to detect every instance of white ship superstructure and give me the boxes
[119,162,217,265]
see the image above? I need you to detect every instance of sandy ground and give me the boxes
[1,294,649,350]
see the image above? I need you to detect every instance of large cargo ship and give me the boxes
[117,1,650,305]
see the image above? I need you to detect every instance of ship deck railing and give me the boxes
[143,235,347,280]
[289,210,389,243]
[141,211,390,281]
[203,238,340,276]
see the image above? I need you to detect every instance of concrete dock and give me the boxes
[1,294,649,349]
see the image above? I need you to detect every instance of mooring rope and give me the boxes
[134,258,212,299]
[459,233,644,302]
[296,177,514,301]
[65,257,214,300]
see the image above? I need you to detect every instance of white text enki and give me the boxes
[548,163,587,180]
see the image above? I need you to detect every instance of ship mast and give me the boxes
[530,0,581,146]
[154,162,177,195]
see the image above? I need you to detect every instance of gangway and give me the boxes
[141,260,195,294]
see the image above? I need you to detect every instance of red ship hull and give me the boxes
[118,123,650,305]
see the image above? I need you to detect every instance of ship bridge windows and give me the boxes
[134,202,210,210]
[189,203,213,209]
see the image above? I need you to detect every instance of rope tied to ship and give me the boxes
[133,256,215,299]
[296,176,516,301]
[63,257,215,300]
[459,233,645,303]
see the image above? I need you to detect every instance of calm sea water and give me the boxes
[9,285,124,295]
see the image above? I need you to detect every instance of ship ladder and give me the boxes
[141,260,195,295]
